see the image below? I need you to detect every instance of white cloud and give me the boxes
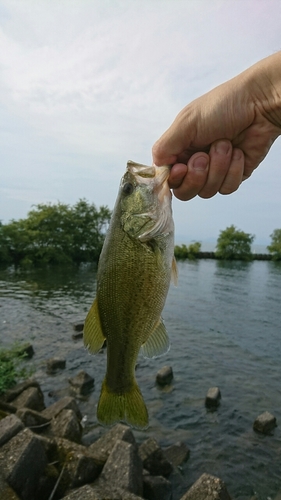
[0,0,281,242]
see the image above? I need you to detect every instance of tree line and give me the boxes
[0,199,111,267]
[1,204,280,268]
[175,225,281,261]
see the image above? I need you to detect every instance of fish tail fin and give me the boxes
[97,378,148,430]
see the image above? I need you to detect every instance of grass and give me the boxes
[0,343,34,395]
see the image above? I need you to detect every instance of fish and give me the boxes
[83,160,177,429]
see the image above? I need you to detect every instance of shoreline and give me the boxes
[176,251,274,261]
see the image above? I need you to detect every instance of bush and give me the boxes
[267,229,281,260]
[215,225,254,261]
[174,242,202,260]
[0,344,34,394]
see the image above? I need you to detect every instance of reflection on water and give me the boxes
[0,261,280,500]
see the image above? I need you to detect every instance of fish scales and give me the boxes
[83,160,176,429]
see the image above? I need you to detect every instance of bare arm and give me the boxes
[152,52,281,201]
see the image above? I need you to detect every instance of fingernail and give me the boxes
[215,140,230,155]
[191,156,209,171]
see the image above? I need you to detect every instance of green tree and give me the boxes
[215,225,254,260]
[0,219,34,266]
[0,199,111,267]
[174,241,202,260]
[267,229,281,260]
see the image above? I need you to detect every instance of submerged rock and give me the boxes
[46,357,66,374]
[205,387,221,409]
[163,441,190,467]
[156,366,173,386]
[68,370,95,395]
[253,411,277,434]
[73,321,84,332]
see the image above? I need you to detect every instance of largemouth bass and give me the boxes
[83,160,177,429]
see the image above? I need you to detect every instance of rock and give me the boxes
[205,387,221,409]
[180,473,232,500]
[0,474,20,499]
[56,438,100,491]
[72,331,84,341]
[92,476,143,499]
[138,438,173,477]
[35,463,59,500]
[156,366,173,386]
[69,370,95,395]
[42,396,82,421]
[46,357,66,374]
[253,411,277,434]
[143,474,172,500]
[16,342,34,359]
[3,379,41,403]
[63,484,99,499]
[12,386,45,412]
[0,428,48,500]
[35,434,58,462]
[51,408,82,443]
[163,441,190,467]
[16,408,51,432]
[88,423,136,467]
[0,400,17,414]
[73,322,84,332]
[0,414,24,447]
[101,439,143,496]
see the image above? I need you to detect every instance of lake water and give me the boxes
[0,260,280,499]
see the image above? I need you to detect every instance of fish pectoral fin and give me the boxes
[83,298,106,354]
[171,255,178,286]
[141,318,170,359]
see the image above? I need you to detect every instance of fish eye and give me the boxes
[122,182,134,195]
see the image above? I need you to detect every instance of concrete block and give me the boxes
[138,438,173,477]
[180,473,232,500]
[0,414,24,447]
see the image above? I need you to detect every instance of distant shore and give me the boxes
[178,251,273,261]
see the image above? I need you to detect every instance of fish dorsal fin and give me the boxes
[141,318,170,359]
[83,298,106,354]
[171,256,178,286]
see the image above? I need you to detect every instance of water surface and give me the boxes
[0,260,280,499]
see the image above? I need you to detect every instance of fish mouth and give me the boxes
[126,160,171,196]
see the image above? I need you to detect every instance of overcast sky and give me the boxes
[1,0,281,246]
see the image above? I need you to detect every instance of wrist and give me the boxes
[246,52,281,130]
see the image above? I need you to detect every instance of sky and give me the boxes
[0,0,281,247]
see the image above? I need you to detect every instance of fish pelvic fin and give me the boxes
[97,378,149,430]
[141,317,170,359]
[83,298,106,354]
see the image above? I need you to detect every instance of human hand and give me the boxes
[152,53,281,201]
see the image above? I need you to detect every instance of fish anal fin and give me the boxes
[83,298,105,354]
[141,318,170,359]
[97,378,148,430]
[171,255,178,286]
